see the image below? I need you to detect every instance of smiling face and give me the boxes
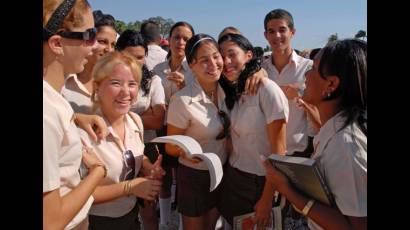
[302,56,327,106]
[219,40,253,81]
[87,25,117,65]
[189,42,223,84]
[264,18,295,53]
[169,25,193,59]
[96,64,139,119]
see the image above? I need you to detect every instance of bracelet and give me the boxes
[90,163,107,178]
[123,180,132,196]
[302,199,315,216]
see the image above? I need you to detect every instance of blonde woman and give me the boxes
[80,51,164,230]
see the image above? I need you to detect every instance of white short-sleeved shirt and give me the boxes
[145,44,168,71]
[262,51,313,154]
[152,59,195,105]
[61,74,93,114]
[229,79,289,176]
[131,75,165,142]
[43,80,94,230]
[167,78,228,170]
[80,112,145,218]
[308,112,367,230]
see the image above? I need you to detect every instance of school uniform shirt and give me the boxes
[152,59,195,105]
[61,74,93,114]
[79,112,145,218]
[145,44,168,71]
[229,79,289,176]
[262,51,313,154]
[166,78,228,170]
[309,112,367,230]
[43,80,94,230]
[130,75,165,142]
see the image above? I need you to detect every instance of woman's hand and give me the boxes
[149,155,166,180]
[178,146,202,164]
[262,159,290,194]
[81,145,106,178]
[245,68,268,95]
[279,84,300,101]
[253,195,273,230]
[296,97,321,132]
[75,113,108,143]
[129,177,162,201]
[167,71,186,90]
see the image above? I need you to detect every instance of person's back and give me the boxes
[261,9,314,156]
[141,20,168,70]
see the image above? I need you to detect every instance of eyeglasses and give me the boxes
[216,110,231,140]
[57,27,97,46]
[123,150,136,181]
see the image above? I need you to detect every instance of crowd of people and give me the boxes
[43,0,367,230]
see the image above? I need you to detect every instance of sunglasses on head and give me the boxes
[122,150,136,181]
[216,110,231,140]
[57,27,97,45]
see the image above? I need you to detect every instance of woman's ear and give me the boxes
[326,75,340,93]
[246,50,253,61]
[47,35,64,56]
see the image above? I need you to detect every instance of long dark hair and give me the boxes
[116,29,153,96]
[218,33,262,110]
[319,39,367,135]
[166,21,195,59]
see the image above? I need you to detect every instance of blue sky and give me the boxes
[89,0,367,50]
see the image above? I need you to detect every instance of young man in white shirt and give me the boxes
[141,20,168,71]
[261,9,314,157]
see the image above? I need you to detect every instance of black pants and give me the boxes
[88,204,140,230]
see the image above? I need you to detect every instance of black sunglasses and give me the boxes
[123,150,136,181]
[216,110,231,140]
[57,28,97,45]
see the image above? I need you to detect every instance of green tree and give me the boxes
[115,20,127,34]
[355,30,367,40]
[263,45,271,52]
[143,16,175,38]
[328,33,338,43]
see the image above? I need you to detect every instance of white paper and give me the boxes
[151,135,223,192]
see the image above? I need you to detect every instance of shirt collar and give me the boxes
[266,49,302,70]
[67,74,92,96]
[189,78,226,108]
[96,110,142,150]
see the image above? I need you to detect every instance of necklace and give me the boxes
[204,89,216,101]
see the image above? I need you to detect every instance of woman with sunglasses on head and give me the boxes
[43,0,108,229]
[116,29,166,230]
[78,51,165,230]
[165,34,230,230]
[217,33,289,230]
[62,10,117,115]
[263,39,367,230]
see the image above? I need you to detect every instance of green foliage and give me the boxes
[328,33,338,43]
[263,45,272,52]
[115,16,175,38]
[355,30,367,39]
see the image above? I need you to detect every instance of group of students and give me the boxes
[43,0,367,230]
